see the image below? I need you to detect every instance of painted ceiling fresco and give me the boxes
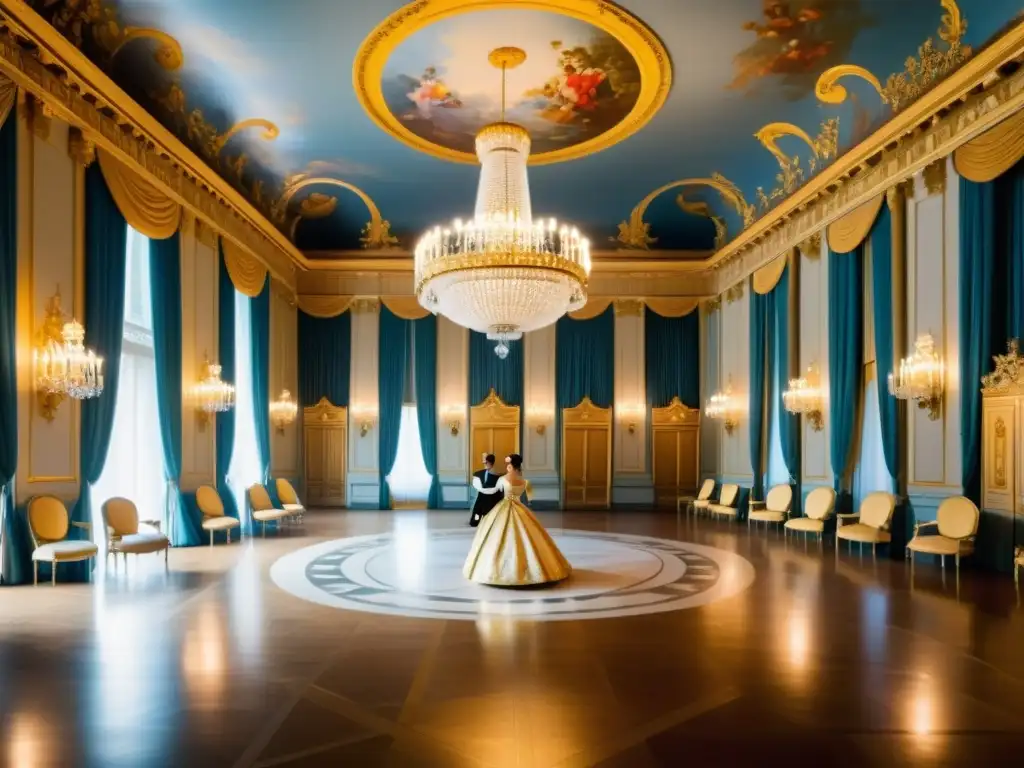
[27,0,1024,255]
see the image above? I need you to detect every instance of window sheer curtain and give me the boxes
[387,325,434,506]
[229,290,263,518]
[766,337,789,487]
[92,227,165,534]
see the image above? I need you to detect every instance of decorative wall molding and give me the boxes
[921,159,948,196]
[0,5,301,293]
[613,298,645,316]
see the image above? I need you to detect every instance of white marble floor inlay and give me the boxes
[271,528,755,621]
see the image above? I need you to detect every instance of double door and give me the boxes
[303,398,347,507]
[561,397,611,509]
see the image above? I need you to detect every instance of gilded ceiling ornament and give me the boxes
[298,193,338,219]
[676,194,727,250]
[753,118,840,212]
[360,220,400,250]
[815,65,884,106]
[212,118,280,154]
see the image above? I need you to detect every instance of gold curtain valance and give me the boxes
[644,298,699,317]
[0,76,16,128]
[97,150,181,240]
[381,296,431,320]
[297,295,353,318]
[826,194,884,254]
[568,298,613,320]
[751,253,788,295]
[221,237,268,297]
[954,110,1024,183]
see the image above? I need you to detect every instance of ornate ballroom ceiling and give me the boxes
[28,0,1024,257]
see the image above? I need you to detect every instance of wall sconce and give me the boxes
[889,333,944,420]
[528,411,552,436]
[441,406,463,436]
[782,364,824,431]
[705,378,740,435]
[190,354,234,429]
[34,292,104,421]
[617,405,645,434]
[270,389,297,433]
[351,406,377,437]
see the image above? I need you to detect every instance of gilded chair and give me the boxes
[275,478,306,523]
[100,497,170,569]
[836,491,897,558]
[247,484,291,537]
[783,487,837,543]
[747,484,793,530]
[707,484,740,519]
[906,496,979,580]
[195,485,241,546]
[27,495,98,586]
[681,479,715,516]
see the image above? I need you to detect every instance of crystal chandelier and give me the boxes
[414,46,591,358]
[782,365,824,431]
[270,389,298,431]
[888,333,944,420]
[192,358,235,415]
[704,378,739,435]
[34,317,104,401]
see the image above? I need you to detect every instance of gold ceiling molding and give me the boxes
[826,194,884,255]
[613,299,644,317]
[754,118,839,210]
[297,295,354,318]
[97,149,181,240]
[353,0,672,166]
[0,2,303,293]
[615,174,755,250]
[921,159,947,196]
[953,110,1024,182]
[221,238,269,298]
[381,296,430,320]
[751,253,787,295]
[708,25,1024,292]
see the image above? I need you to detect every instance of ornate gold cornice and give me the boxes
[710,31,1024,292]
[0,2,303,293]
[350,297,381,313]
[797,231,822,260]
[67,125,94,166]
[921,159,948,196]
[613,298,645,317]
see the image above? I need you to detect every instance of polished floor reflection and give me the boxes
[1,510,1023,767]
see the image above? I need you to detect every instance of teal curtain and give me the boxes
[774,265,801,509]
[413,315,440,508]
[828,246,863,502]
[959,178,997,504]
[749,287,773,499]
[298,309,351,407]
[0,113,26,585]
[556,307,615,473]
[468,331,523,406]
[378,306,410,508]
[645,308,699,408]
[70,165,128,557]
[215,243,238,519]
[869,207,900,492]
[150,233,199,546]
[251,278,272,488]
[1000,162,1024,338]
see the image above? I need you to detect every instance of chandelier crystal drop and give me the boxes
[35,318,104,400]
[193,360,235,414]
[415,46,590,357]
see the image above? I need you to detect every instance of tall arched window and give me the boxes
[854,244,891,505]
[387,323,433,506]
[228,290,263,514]
[92,227,165,533]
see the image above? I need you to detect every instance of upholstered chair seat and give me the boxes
[836,491,897,557]
[27,495,98,585]
[783,487,837,542]
[275,478,306,523]
[101,497,170,568]
[248,484,291,536]
[906,496,979,579]
[708,484,740,518]
[681,478,715,515]
[748,484,793,527]
[196,485,241,546]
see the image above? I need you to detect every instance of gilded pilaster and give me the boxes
[886,182,909,493]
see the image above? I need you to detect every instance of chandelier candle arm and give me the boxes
[888,333,944,420]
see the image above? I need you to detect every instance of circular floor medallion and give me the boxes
[271,529,754,621]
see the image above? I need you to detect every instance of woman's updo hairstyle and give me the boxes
[507,453,523,471]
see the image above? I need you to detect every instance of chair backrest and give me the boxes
[719,484,739,507]
[102,497,139,536]
[696,478,715,501]
[765,484,793,514]
[276,478,300,506]
[936,496,980,539]
[859,492,897,530]
[804,487,837,521]
[196,485,225,518]
[248,484,274,512]
[27,496,69,544]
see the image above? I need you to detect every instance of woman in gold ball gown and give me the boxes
[463,453,571,587]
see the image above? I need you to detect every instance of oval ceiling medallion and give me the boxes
[354,0,672,165]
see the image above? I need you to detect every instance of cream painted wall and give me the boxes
[347,303,380,506]
[799,238,833,489]
[720,287,753,482]
[270,284,300,482]
[699,306,722,479]
[613,306,652,504]
[436,316,469,507]
[523,325,558,503]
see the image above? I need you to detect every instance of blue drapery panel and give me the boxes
[215,242,238,519]
[150,233,199,546]
[1001,161,1024,339]
[828,245,863,500]
[378,306,410,508]
[468,331,524,407]
[0,111,25,584]
[413,315,441,508]
[749,287,773,500]
[250,278,272,491]
[645,307,699,408]
[774,265,801,511]
[556,307,615,472]
[71,164,129,565]
[868,206,900,492]
[298,309,351,408]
